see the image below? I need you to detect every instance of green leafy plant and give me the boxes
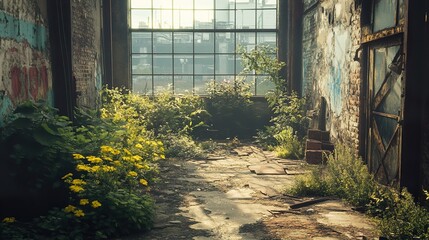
[273,127,303,159]
[289,144,429,239]
[205,77,254,138]
[0,101,75,218]
[239,46,309,158]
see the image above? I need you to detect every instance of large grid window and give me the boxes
[130,0,278,95]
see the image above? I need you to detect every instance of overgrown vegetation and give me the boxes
[0,88,208,239]
[289,144,429,239]
[205,77,254,138]
[240,45,309,159]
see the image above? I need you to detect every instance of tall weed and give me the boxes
[290,144,429,239]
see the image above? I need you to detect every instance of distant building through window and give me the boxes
[130,0,278,95]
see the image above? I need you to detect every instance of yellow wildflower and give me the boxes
[71,179,86,185]
[132,155,143,162]
[102,166,116,172]
[160,154,166,159]
[128,171,138,177]
[87,156,103,164]
[135,143,143,149]
[91,200,102,208]
[90,166,100,172]
[134,163,144,169]
[69,185,84,193]
[73,209,85,217]
[122,156,132,162]
[64,205,76,213]
[113,160,122,166]
[61,173,73,180]
[76,164,91,172]
[123,148,132,155]
[79,199,89,206]
[100,145,114,153]
[103,157,113,161]
[2,217,16,223]
[139,179,148,186]
[112,149,121,155]
[157,141,163,146]
[73,153,85,160]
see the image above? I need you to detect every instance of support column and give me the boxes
[111,0,130,89]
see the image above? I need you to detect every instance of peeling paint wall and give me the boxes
[303,0,361,149]
[71,0,103,109]
[0,0,52,125]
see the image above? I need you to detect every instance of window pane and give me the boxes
[174,76,193,94]
[195,32,214,53]
[373,0,397,32]
[154,32,172,53]
[195,0,214,9]
[153,0,172,9]
[236,0,256,9]
[132,55,152,74]
[133,76,152,95]
[236,9,256,29]
[154,75,173,93]
[195,55,214,74]
[257,9,276,29]
[256,76,275,95]
[216,32,235,53]
[257,0,277,8]
[216,54,235,74]
[216,10,235,29]
[131,0,151,8]
[153,55,172,74]
[132,33,152,53]
[174,10,193,29]
[257,32,276,48]
[195,10,214,29]
[373,48,386,94]
[174,55,193,74]
[153,10,173,29]
[173,0,192,9]
[195,75,213,94]
[174,32,193,53]
[216,0,234,9]
[131,10,151,29]
[236,55,245,74]
[237,32,256,51]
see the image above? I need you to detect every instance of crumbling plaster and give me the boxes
[305,0,361,149]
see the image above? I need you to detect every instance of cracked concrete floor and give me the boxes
[123,143,378,240]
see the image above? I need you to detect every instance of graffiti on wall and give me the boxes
[0,10,51,124]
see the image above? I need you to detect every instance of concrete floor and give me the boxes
[123,143,378,240]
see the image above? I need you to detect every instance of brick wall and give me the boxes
[302,0,362,152]
[71,0,103,109]
[0,0,52,125]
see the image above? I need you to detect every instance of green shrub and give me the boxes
[239,46,309,156]
[289,144,429,239]
[205,77,254,138]
[273,127,303,159]
[0,101,75,218]
[290,144,376,206]
[161,133,206,159]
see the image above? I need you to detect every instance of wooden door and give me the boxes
[368,43,404,186]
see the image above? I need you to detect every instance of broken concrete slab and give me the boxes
[225,188,255,200]
[248,164,287,175]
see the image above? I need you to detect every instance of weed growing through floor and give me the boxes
[289,144,429,239]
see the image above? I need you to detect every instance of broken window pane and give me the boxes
[373,0,398,32]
